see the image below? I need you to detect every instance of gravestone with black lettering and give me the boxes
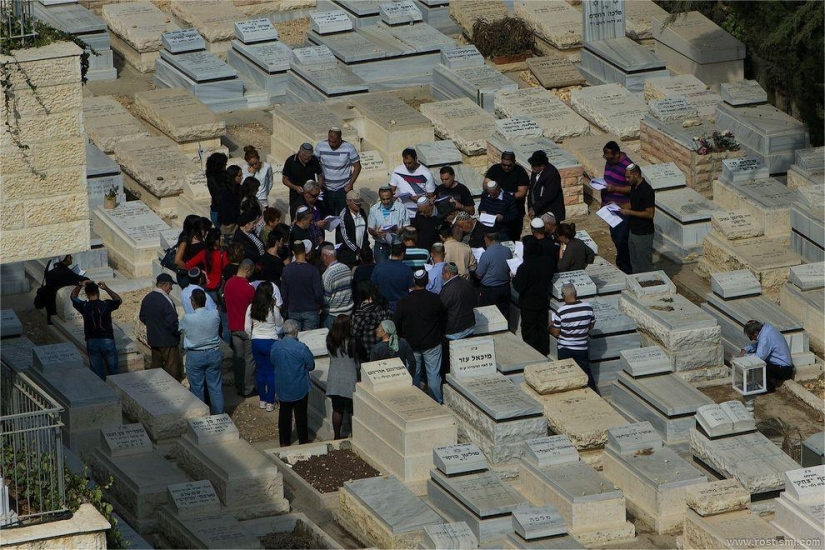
[227,18,291,100]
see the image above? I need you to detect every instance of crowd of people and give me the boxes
[48,134,762,448]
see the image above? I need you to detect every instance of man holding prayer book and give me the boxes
[600,141,634,274]
[368,186,409,264]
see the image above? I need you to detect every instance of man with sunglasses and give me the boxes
[484,150,529,240]
[368,186,410,264]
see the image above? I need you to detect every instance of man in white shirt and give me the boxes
[180,268,217,315]
[368,186,410,264]
[315,127,361,218]
[390,148,436,219]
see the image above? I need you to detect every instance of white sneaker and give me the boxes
[266,403,274,412]
[259,401,266,409]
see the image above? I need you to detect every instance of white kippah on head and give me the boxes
[530,217,544,229]
[417,196,429,205]
[486,180,498,189]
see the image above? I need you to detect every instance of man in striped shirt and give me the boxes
[601,141,634,274]
[316,127,361,218]
[550,283,597,393]
[320,244,353,328]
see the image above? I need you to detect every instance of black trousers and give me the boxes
[278,394,309,446]
[766,362,794,391]
[479,283,510,322]
[520,308,549,356]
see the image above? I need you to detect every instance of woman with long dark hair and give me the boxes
[219,165,243,246]
[325,314,359,439]
[240,176,263,222]
[185,228,228,302]
[205,152,228,226]
[245,281,284,412]
[174,215,205,288]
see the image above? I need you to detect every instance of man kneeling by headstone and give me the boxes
[738,320,794,392]
[71,280,122,380]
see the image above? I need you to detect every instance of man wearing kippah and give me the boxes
[316,127,361,217]
[485,150,530,241]
[394,270,446,403]
[618,163,656,274]
[282,142,323,221]
[478,180,518,240]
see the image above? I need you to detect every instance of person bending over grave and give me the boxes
[181,289,224,415]
[549,283,597,393]
[601,141,634,274]
[556,222,595,272]
[139,273,182,381]
[618,163,655,274]
[316,127,361,217]
[39,254,89,325]
[270,319,315,446]
[485,150,530,241]
[71,280,121,380]
[325,314,359,439]
[738,320,794,392]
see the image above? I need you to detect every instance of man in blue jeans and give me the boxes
[71,280,121,380]
[394,270,447,403]
[180,289,224,414]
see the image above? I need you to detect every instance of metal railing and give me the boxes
[1,0,38,51]
[0,361,67,527]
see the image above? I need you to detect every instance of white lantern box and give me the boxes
[731,355,767,396]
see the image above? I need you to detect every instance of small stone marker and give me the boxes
[101,423,153,457]
[360,358,412,391]
[789,262,825,291]
[620,345,672,377]
[711,210,763,240]
[526,55,586,89]
[551,271,597,300]
[440,46,484,70]
[379,0,423,26]
[422,522,478,550]
[0,310,22,338]
[685,479,750,516]
[710,270,761,299]
[292,45,337,67]
[625,270,677,298]
[524,435,579,468]
[582,0,625,43]
[434,444,488,475]
[309,10,353,35]
[607,422,662,455]
[720,80,767,106]
[187,414,240,445]
[721,157,769,183]
[648,96,698,122]
[695,403,734,437]
[167,480,220,520]
[234,18,277,43]
[494,117,543,141]
[32,343,84,373]
[162,29,205,54]
[512,506,567,540]
[719,400,755,433]
[784,466,825,504]
[524,360,588,395]
[448,337,496,378]
[640,162,687,191]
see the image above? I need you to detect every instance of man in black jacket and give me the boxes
[527,150,565,223]
[139,273,182,380]
[513,236,555,356]
[395,270,446,403]
[440,262,476,340]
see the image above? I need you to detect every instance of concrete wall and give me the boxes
[0,41,90,263]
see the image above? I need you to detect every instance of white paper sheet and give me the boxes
[590,178,607,190]
[506,257,523,275]
[479,213,497,227]
[597,205,624,228]
[471,247,485,263]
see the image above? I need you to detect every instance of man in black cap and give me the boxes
[527,150,565,223]
[283,143,324,220]
[394,269,446,403]
[139,273,182,381]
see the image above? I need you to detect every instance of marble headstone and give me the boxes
[434,444,488,475]
[440,46,484,70]
[422,522,478,550]
[582,0,625,43]
[551,271,597,300]
[167,480,220,520]
[721,157,770,183]
[783,466,825,504]
[524,435,579,468]
[100,423,153,457]
[360,358,412,391]
[607,421,662,455]
[512,506,567,540]
[234,19,277,43]
[187,414,239,445]
[789,262,825,291]
[710,270,761,299]
[619,345,672,377]
[720,80,767,106]
[380,0,423,26]
[310,10,353,35]
[449,337,496,378]
[162,29,205,54]
[640,162,687,191]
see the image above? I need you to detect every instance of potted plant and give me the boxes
[472,16,536,64]
[103,186,118,209]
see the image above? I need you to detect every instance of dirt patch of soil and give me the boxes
[229,399,280,444]
[291,449,380,493]
[262,530,315,550]
[638,279,665,287]
[800,377,825,400]
[110,289,149,326]
[273,18,310,47]
[18,310,62,346]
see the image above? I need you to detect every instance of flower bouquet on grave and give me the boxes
[692,130,740,155]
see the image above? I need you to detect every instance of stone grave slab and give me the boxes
[169,2,243,44]
[419,96,498,153]
[1,310,23,338]
[689,429,800,494]
[114,137,196,198]
[640,162,687,191]
[100,424,153,457]
[794,147,825,174]
[710,270,761,299]
[133,89,225,143]
[230,39,292,75]
[716,103,809,159]
[380,0,423,25]
[648,96,698,122]
[523,435,579,468]
[309,27,389,63]
[472,306,507,335]
[1,336,34,372]
[494,117,542,141]
[422,523,478,550]
[619,345,671,376]
[789,262,824,291]
[168,480,220,520]
[310,10,353,35]
[416,140,461,166]
[83,96,151,154]
[551,270,596,300]
[295,327,328,357]
[618,292,720,351]
[624,0,669,40]
[685,479,750,516]
[625,270,677,298]
[162,29,206,54]
[448,337,496,378]
[159,49,237,82]
[703,292,803,333]
[338,476,443,548]
[187,414,239,445]
[580,36,668,90]
[643,73,708,101]
[657,187,725,224]
[440,46,484,70]
[490,331,548,374]
[720,156,770,183]
[432,63,518,112]
[585,257,628,295]
[607,421,662,455]
[446,373,542,421]
[512,507,567,540]
[102,2,180,53]
[234,18,278,43]
[617,371,713,417]
[684,509,785,550]
[348,92,433,164]
[570,84,647,140]
[449,0,508,38]
[32,343,84,373]
[107,369,209,442]
[721,80,767,106]
[652,11,745,65]
[514,1,582,50]
[360,358,412,391]
[526,55,585,89]
[524,360,588,395]
[434,444,488,475]
[710,210,763,240]
[784,466,825,505]
[494,88,590,141]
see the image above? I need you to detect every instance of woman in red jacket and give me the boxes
[185,228,229,301]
